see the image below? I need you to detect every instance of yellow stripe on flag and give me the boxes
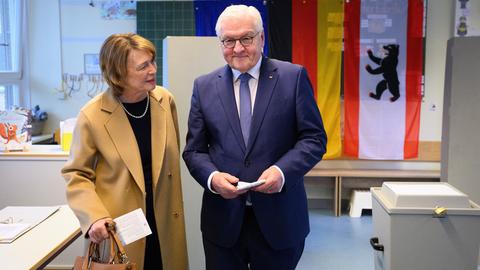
[317,0,343,159]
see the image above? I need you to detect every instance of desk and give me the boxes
[0,146,84,267]
[306,168,441,216]
[0,144,68,159]
[0,205,81,270]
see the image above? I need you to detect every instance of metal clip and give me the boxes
[433,206,447,218]
[120,252,131,264]
[106,221,116,232]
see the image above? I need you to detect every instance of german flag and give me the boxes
[269,0,343,159]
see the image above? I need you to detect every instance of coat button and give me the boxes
[173,212,179,218]
[168,171,172,177]
[244,160,250,167]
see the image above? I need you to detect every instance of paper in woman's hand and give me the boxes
[114,208,152,245]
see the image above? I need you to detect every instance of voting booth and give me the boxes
[370,182,480,270]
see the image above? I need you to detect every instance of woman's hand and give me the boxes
[87,217,113,243]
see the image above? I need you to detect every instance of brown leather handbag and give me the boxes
[73,222,136,270]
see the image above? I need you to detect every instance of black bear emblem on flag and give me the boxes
[365,44,400,102]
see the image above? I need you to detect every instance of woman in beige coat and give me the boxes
[62,33,188,270]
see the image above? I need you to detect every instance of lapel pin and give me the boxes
[269,75,273,79]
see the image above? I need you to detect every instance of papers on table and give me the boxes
[114,208,152,246]
[0,224,31,243]
[0,206,60,243]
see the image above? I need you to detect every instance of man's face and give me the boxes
[219,17,264,73]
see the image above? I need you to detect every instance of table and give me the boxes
[0,205,81,270]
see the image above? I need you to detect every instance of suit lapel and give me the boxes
[216,66,246,153]
[150,88,166,191]
[247,57,278,154]
[102,90,145,193]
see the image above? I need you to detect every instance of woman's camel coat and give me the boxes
[62,87,188,270]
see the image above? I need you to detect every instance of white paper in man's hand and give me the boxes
[236,179,266,191]
[114,208,152,246]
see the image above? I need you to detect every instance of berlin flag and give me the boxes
[343,0,424,159]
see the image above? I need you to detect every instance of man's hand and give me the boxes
[211,172,247,199]
[252,166,282,194]
[87,217,113,243]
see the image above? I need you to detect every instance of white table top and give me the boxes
[0,145,69,160]
[0,205,81,270]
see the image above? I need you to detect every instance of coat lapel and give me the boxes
[247,57,278,154]
[102,90,145,193]
[150,88,166,191]
[216,66,246,153]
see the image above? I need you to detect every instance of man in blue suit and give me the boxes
[183,5,327,270]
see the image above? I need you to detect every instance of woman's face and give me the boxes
[122,49,157,97]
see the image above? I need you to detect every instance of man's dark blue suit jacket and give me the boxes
[183,56,327,250]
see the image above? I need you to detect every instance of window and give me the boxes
[0,0,24,110]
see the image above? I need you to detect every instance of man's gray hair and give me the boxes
[215,5,264,37]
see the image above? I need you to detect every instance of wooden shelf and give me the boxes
[305,167,441,216]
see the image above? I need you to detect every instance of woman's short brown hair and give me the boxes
[99,33,156,96]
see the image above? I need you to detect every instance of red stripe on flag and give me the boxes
[343,0,361,157]
[404,0,423,158]
[292,0,317,97]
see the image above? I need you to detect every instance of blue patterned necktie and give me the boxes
[239,73,252,146]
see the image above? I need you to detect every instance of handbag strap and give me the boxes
[81,221,131,269]
[110,228,130,263]
[82,239,101,270]
[106,221,130,264]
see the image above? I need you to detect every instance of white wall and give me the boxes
[60,0,136,73]
[421,1,454,141]
[28,0,62,133]
[28,0,135,134]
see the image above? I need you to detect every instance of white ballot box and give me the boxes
[371,182,480,270]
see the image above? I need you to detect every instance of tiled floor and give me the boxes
[298,209,374,270]
[299,209,480,270]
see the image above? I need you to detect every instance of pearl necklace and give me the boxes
[118,94,150,119]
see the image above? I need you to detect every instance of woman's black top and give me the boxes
[122,96,163,269]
